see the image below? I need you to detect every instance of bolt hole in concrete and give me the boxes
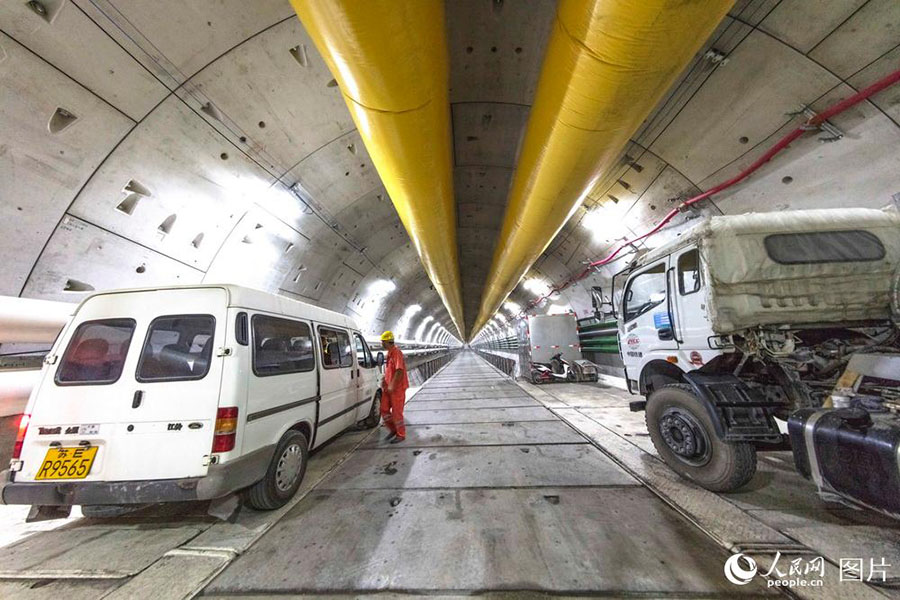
[739,135,749,144]
[135,265,146,274]
[466,46,473,54]
[258,120,266,128]
[239,136,246,143]
[220,152,228,160]
[327,79,339,88]
[389,497,402,508]
[544,495,560,505]
[782,175,794,184]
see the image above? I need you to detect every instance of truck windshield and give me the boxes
[56,319,136,385]
[623,263,667,322]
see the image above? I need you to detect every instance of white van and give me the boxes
[1,285,384,514]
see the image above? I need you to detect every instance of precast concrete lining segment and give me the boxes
[471,0,733,337]
[290,0,465,338]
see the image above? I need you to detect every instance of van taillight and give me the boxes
[212,407,238,453]
[13,414,30,459]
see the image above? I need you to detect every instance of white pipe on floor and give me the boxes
[0,296,74,344]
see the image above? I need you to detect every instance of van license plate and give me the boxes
[35,447,99,480]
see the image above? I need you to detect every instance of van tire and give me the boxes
[646,383,756,492]
[362,390,382,429]
[246,431,309,510]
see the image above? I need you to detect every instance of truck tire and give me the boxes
[246,430,309,510]
[362,390,382,429]
[646,383,756,492]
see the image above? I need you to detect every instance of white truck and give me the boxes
[615,208,900,517]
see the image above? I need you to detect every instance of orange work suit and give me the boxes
[381,345,409,439]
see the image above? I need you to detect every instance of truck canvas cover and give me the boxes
[644,208,900,333]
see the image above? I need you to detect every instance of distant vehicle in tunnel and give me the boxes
[617,208,900,518]
[1,284,385,519]
[518,314,598,383]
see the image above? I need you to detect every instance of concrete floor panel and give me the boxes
[407,397,540,411]
[362,421,587,448]
[206,487,770,595]
[318,444,638,489]
[405,406,557,425]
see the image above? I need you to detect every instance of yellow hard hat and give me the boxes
[380,330,395,342]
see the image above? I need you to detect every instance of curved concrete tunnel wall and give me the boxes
[0,0,458,344]
[2,0,900,351]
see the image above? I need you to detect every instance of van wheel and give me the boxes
[646,384,756,492]
[566,370,577,382]
[362,390,382,429]
[246,431,309,510]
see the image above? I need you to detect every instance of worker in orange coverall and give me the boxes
[380,330,409,444]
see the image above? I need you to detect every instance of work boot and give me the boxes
[385,431,397,442]
[389,436,405,444]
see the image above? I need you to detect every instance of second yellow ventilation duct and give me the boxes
[472,0,732,337]
[290,0,465,337]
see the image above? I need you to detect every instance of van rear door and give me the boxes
[20,288,227,483]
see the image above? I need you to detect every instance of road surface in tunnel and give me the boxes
[204,350,763,597]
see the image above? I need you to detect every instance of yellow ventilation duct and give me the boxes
[472,0,732,337]
[290,0,465,337]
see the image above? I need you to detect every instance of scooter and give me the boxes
[530,352,577,384]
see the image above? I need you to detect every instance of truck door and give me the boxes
[621,259,678,367]
[672,247,713,360]
[23,288,226,483]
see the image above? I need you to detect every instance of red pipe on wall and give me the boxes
[517,65,900,319]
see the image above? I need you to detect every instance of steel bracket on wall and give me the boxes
[788,105,844,143]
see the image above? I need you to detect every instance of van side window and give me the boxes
[136,315,216,382]
[354,333,373,368]
[678,249,702,295]
[252,315,315,376]
[623,263,667,322]
[56,319,136,385]
[319,327,353,369]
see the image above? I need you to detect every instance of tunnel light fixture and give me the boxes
[414,315,434,342]
[503,301,521,315]
[523,278,552,297]
[582,206,620,243]
[394,304,421,340]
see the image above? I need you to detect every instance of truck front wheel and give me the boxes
[646,384,756,492]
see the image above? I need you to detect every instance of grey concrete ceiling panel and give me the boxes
[73,0,294,86]
[455,166,512,205]
[760,0,868,53]
[729,0,781,26]
[23,215,203,301]
[452,102,529,168]
[181,17,353,176]
[0,2,167,120]
[650,30,841,184]
[700,84,900,215]
[808,0,900,79]
[621,167,701,235]
[283,131,383,218]
[0,34,134,296]
[67,95,276,270]
[446,0,554,105]
[203,206,308,293]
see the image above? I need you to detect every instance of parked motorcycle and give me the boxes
[530,352,577,384]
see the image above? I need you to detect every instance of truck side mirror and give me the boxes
[376,352,385,367]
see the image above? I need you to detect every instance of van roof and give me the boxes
[76,284,361,331]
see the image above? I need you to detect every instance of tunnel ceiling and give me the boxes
[2,0,900,342]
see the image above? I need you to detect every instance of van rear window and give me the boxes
[136,315,216,382]
[56,319,136,385]
[252,315,315,376]
[764,230,886,264]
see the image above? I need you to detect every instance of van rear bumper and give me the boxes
[0,445,274,506]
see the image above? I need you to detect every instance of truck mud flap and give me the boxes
[683,372,784,444]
